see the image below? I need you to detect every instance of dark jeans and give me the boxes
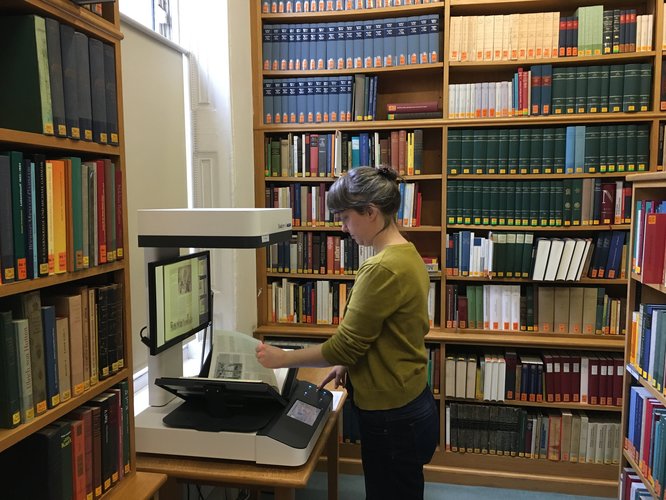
[352,386,439,500]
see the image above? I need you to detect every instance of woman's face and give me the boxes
[338,208,375,246]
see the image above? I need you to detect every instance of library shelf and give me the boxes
[262,1,443,22]
[446,397,622,412]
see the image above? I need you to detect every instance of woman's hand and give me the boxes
[255,342,288,369]
[318,365,347,390]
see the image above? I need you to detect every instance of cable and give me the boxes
[139,325,151,348]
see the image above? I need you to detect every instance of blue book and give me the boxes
[350,135,360,167]
[304,24,314,71]
[353,21,363,68]
[359,133,369,166]
[22,159,35,280]
[344,76,353,122]
[288,79,297,124]
[383,19,396,67]
[321,78,330,122]
[262,24,272,71]
[273,80,283,124]
[306,78,315,122]
[279,25,289,70]
[294,25,303,70]
[365,76,374,120]
[541,64,553,115]
[373,20,383,68]
[288,24,296,70]
[395,18,408,65]
[326,24,336,70]
[407,17,419,64]
[264,79,274,124]
[294,184,301,220]
[296,79,307,123]
[574,125,586,173]
[314,78,324,123]
[418,16,428,64]
[513,73,519,114]
[335,22,345,69]
[270,26,280,71]
[344,22,354,69]
[363,21,373,69]
[428,15,439,63]
[530,65,542,116]
[326,134,333,175]
[398,182,406,222]
[329,77,339,122]
[605,230,625,278]
[41,305,59,409]
[460,231,471,275]
[316,24,326,70]
[564,126,575,173]
[280,80,289,124]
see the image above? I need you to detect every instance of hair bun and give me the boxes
[376,166,398,182]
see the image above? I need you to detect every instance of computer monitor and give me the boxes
[147,250,212,356]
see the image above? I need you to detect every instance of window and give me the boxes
[119,0,180,43]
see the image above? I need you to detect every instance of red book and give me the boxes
[309,134,319,176]
[561,354,572,402]
[390,131,399,172]
[398,130,407,175]
[589,356,600,405]
[326,235,334,275]
[457,295,468,329]
[599,356,609,406]
[571,19,579,56]
[553,353,562,402]
[415,192,422,227]
[306,232,313,273]
[600,182,616,224]
[559,18,567,56]
[516,68,524,115]
[642,213,666,283]
[543,354,554,402]
[641,399,663,475]
[628,10,637,52]
[619,12,627,52]
[96,160,107,264]
[114,168,123,260]
[445,284,456,329]
[571,355,581,402]
[318,182,326,226]
[613,355,623,406]
[521,69,529,115]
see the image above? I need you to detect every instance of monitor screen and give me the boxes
[147,250,211,355]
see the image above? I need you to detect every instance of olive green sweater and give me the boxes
[320,243,430,410]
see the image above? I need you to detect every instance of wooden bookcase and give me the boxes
[0,1,164,497]
[250,0,666,495]
[621,170,666,498]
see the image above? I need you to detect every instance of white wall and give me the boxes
[120,18,189,373]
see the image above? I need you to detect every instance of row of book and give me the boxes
[447,63,652,119]
[267,232,375,275]
[267,278,437,325]
[620,467,658,500]
[446,403,621,464]
[0,286,123,429]
[0,382,130,499]
[632,200,666,284]
[447,125,650,175]
[449,9,650,63]
[262,16,441,72]
[262,0,440,14]
[0,153,123,284]
[264,129,426,178]
[0,15,118,144]
[630,304,666,395]
[445,230,628,282]
[625,386,666,498]
[264,74,381,124]
[446,351,623,406]
[445,284,626,335]
[446,179,632,228]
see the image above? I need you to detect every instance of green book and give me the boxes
[564,66,576,114]
[486,128,499,174]
[562,179,573,226]
[584,126,600,173]
[0,310,20,428]
[615,125,627,172]
[538,181,549,226]
[522,233,534,277]
[542,128,555,174]
[6,151,27,281]
[551,67,566,114]
[0,15,54,135]
[515,233,525,277]
[498,129,509,174]
[496,233,507,277]
[598,126,608,173]
[639,63,652,112]
[447,129,462,175]
[467,285,476,328]
[599,65,610,113]
[472,129,488,175]
[270,139,280,176]
[636,124,649,171]
[575,66,588,114]
[497,181,507,225]
[507,181,516,226]
[626,124,637,172]
[481,181,491,225]
[489,182,499,225]
[548,182,558,226]
[530,181,540,227]
[462,181,473,225]
[472,182,482,225]
[606,126,617,171]
[508,128,520,174]
[518,129,531,174]
[622,63,641,112]
[529,129,543,174]
[68,157,84,271]
[474,286,483,328]
[505,233,517,277]
[460,129,474,174]
[586,65,602,113]
[447,181,457,225]
[608,64,624,113]
[553,127,566,174]
[571,179,583,226]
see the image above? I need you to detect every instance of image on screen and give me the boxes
[148,251,211,355]
[286,400,321,426]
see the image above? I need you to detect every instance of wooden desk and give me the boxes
[137,390,346,500]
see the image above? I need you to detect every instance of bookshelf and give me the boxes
[620,171,666,499]
[0,1,160,498]
[250,0,665,496]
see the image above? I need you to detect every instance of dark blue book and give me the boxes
[263,24,272,70]
[344,22,354,69]
[273,79,283,124]
[407,17,419,65]
[88,37,107,144]
[321,78,330,122]
[314,77,323,123]
[605,230,625,278]
[296,79,306,123]
[316,23,326,70]
[373,20,383,68]
[294,24,303,70]
[530,65,542,116]
[362,21,373,69]
[335,22,345,69]
[279,24,289,70]
[288,24,296,70]
[74,32,93,141]
[60,23,81,140]
[418,16,428,64]
[329,77,339,122]
[0,310,20,428]
[23,158,35,280]
[263,79,274,124]
[326,23,336,70]
[41,305,59,409]
[103,43,119,145]
[44,17,67,137]
[288,78,297,124]
[306,77,315,123]
[353,21,363,68]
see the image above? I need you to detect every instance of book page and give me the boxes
[207,330,289,393]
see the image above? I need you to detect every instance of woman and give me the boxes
[256,166,438,500]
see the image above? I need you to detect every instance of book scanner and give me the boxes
[134,208,334,466]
